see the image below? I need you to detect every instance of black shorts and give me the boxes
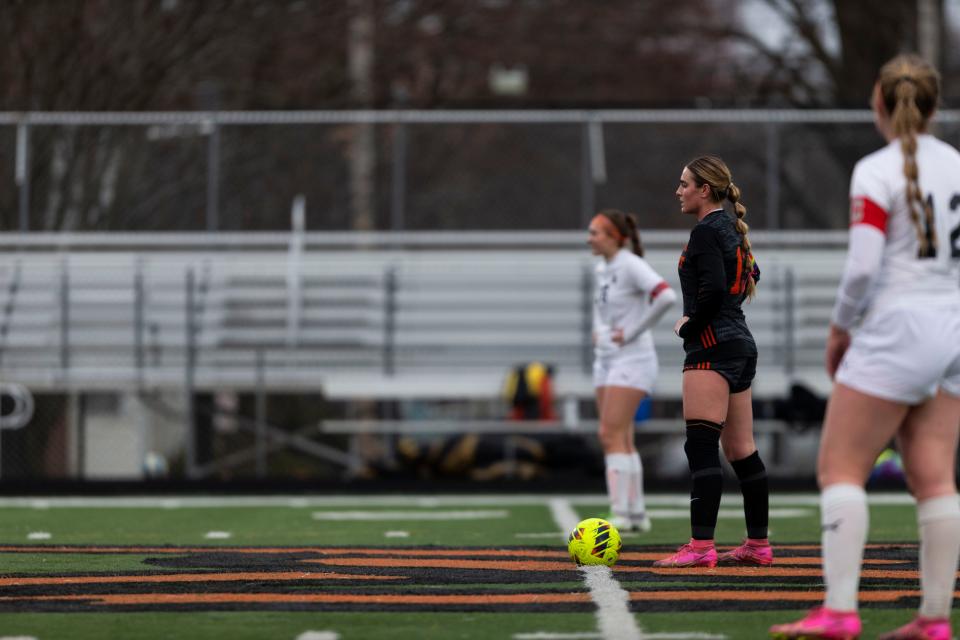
[683,355,757,394]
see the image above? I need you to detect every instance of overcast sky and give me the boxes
[741,0,960,54]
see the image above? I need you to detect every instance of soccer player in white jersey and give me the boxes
[771,54,960,640]
[588,209,676,532]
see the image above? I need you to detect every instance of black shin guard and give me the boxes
[730,450,769,539]
[684,419,724,540]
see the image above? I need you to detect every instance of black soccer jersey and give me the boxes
[677,209,758,362]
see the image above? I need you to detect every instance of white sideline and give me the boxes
[515,634,602,639]
[204,531,232,539]
[645,508,811,519]
[514,635,726,640]
[0,493,915,509]
[639,635,726,639]
[311,510,508,521]
[295,632,340,640]
[548,498,642,640]
[515,507,810,540]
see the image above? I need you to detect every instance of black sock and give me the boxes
[730,450,769,540]
[684,419,723,540]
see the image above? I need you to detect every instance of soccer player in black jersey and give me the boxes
[653,155,772,568]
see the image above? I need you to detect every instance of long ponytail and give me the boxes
[726,181,755,299]
[623,213,644,257]
[596,209,644,257]
[686,155,757,299]
[878,54,940,257]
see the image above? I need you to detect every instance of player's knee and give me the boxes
[597,420,622,451]
[722,438,757,462]
[684,419,723,471]
[902,467,957,501]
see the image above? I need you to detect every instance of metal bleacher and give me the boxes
[0,230,848,403]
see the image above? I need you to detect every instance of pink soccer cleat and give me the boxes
[877,616,952,640]
[717,539,774,566]
[652,540,717,568]
[769,606,862,639]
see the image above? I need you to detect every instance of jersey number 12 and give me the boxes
[919,193,960,259]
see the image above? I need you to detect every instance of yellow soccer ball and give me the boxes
[567,517,621,567]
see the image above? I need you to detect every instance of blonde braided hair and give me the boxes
[686,155,756,299]
[878,54,940,257]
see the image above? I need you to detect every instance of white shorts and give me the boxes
[836,303,960,404]
[593,353,658,393]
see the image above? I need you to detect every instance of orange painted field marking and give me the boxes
[307,557,571,571]
[307,557,929,580]
[628,590,960,603]
[316,548,570,557]
[0,592,594,605]
[0,543,919,556]
[618,552,906,566]
[4,589,957,607]
[0,571,401,587]
[0,546,570,557]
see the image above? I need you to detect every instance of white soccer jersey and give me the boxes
[834,134,960,328]
[593,249,671,360]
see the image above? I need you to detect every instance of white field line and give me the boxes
[514,633,602,639]
[295,632,340,640]
[517,507,810,539]
[514,634,726,640]
[311,510,508,521]
[646,508,811,519]
[0,636,40,640]
[547,499,729,640]
[26,532,51,541]
[547,498,580,532]
[204,531,232,540]
[549,498,642,640]
[638,635,726,639]
[383,531,410,538]
[0,493,916,509]
[581,565,643,640]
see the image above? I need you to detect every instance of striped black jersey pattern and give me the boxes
[677,209,758,363]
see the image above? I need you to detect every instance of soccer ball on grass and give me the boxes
[567,517,621,567]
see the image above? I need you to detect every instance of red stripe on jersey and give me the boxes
[850,196,888,233]
[700,327,716,347]
[700,331,709,347]
[650,281,670,301]
[729,247,743,294]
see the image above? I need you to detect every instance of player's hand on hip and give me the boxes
[673,316,689,337]
[825,324,851,379]
[611,328,624,345]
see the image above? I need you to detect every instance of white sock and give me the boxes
[821,483,868,612]
[917,493,960,619]
[605,453,632,517]
[628,452,646,516]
